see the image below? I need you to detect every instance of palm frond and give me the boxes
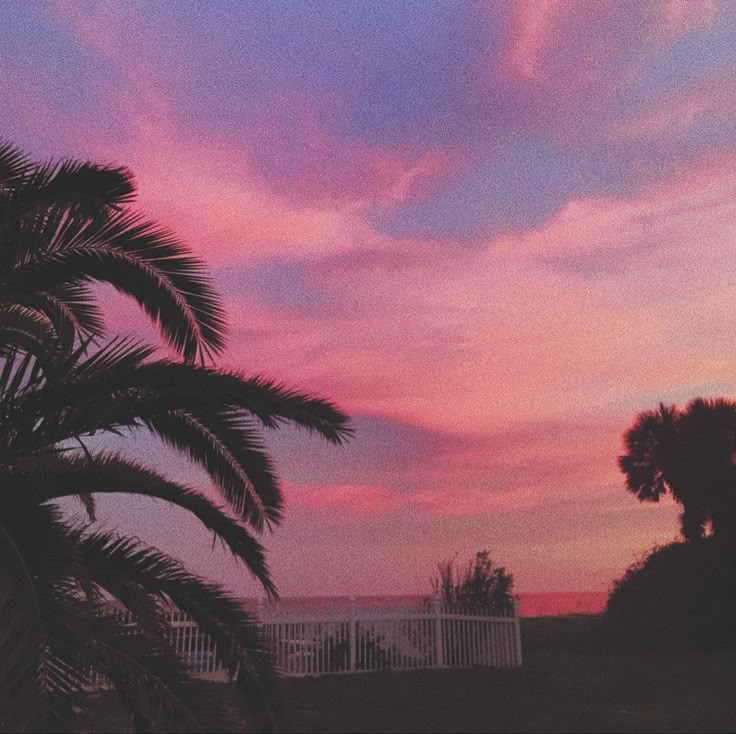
[42,586,213,733]
[0,142,226,362]
[64,335,155,382]
[10,346,351,526]
[18,452,276,596]
[57,347,351,445]
[0,495,233,732]
[0,157,135,222]
[0,302,70,355]
[2,283,103,344]
[0,523,42,734]
[0,507,91,732]
[7,210,227,362]
[143,408,281,530]
[0,304,69,368]
[2,349,36,403]
[76,530,279,730]
[0,142,32,188]
[132,364,354,444]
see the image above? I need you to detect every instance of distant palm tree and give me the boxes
[619,398,736,542]
[0,143,352,731]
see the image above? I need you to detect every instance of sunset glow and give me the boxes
[6,0,736,597]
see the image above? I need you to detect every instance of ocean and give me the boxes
[246,591,608,617]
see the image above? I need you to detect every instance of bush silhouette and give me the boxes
[430,549,514,612]
[602,539,736,650]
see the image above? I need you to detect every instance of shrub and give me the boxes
[430,550,514,612]
[602,538,736,650]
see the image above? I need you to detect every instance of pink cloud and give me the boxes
[10,0,735,598]
[282,477,591,526]
[245,94,455,210]
[499,0,562,83]
[494,151,736,258]
[215,150,736,449]
[277,419,630,527]
[283,481,407,523]
[286,481,553,522]
[42,2,456,263]
[654,0,721,43]
[413,421,623,490]
[52,0,139,56]
[280,446,675,526]
[492,0,721,144]
[611,66,736,140]
[37,92,415,265]
[500,0,717,88]
[411,486,568,518]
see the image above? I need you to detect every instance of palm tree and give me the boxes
[619,398,736,542]
[0,144,352,731]
[0,141,226,364]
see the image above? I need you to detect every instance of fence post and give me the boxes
[348,596,356,672]
[433,592,444,668]
[256,596,264,623]
[512,596,523,667]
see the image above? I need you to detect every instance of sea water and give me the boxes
[242,591,609,617]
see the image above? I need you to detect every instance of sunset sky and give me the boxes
[4,1,736,597]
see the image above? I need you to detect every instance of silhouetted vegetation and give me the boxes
[602,539,736,651]
[605,398,736,651]
[0,142,351,732]
[520,614,602,653]
[619,398,736,542]
[430,550,514,612]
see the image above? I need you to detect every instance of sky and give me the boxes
[3,0,736,597]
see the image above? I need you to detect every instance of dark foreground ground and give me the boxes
[82,616,736,733]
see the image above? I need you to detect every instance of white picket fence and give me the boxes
[98,596,522,684]
[259,597,522,676]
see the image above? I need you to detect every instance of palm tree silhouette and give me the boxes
[0,141,226,364]
[619,398,736,542]
[0,144,352,731]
